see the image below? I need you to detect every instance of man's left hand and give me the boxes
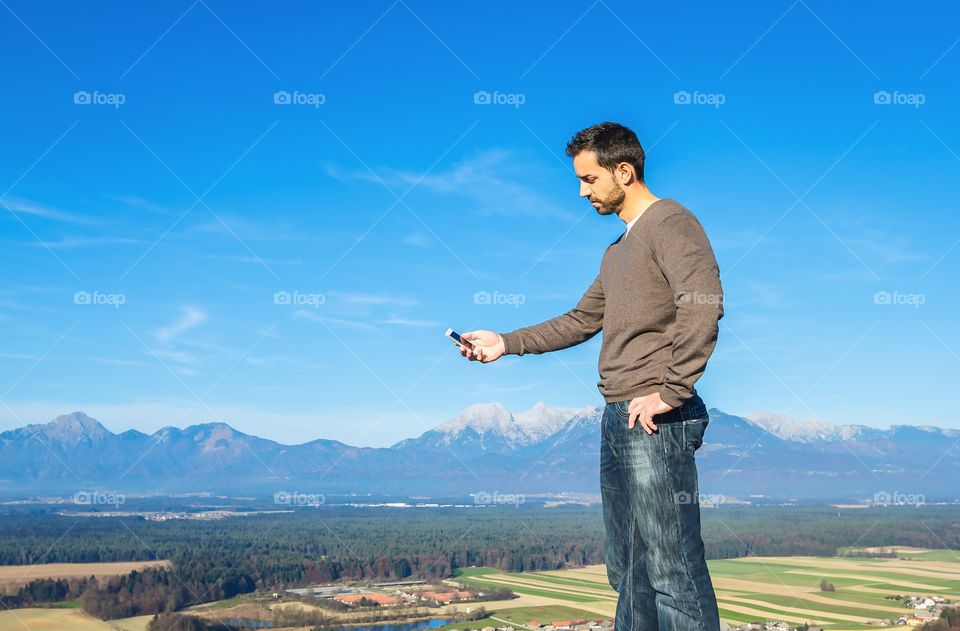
[628,392,674,434]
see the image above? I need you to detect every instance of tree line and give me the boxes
[1,504,958,619]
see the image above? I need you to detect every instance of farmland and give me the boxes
[0,560,170,588]
[445,547,960,629]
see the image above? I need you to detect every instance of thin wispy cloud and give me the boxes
[27,236,143,249]
[92,357,152,367]
[153,306,208,344]
[1,197,99,225]
[0,297,31,311]
[402,232,433,248]
[202,253,303,266]
[805,205,932,268]
[0,351,43,361]
[292,309,377,331]
[244,355,294,367]
[107,195,182,216]
[327,292,420,308]
[326,149,577,221]
[376,318,441,328]
[182,213,318,243]
[151,348,204,366]
[735,281,795,309]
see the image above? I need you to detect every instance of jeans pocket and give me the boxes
[614,400,630,420]
[683,417,709,452]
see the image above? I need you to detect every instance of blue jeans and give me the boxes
[600,394,720,630]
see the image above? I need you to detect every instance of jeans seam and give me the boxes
[628,513,634,627]
[662,422,669,456]
[603,405,619,460]
[667,459,706,631]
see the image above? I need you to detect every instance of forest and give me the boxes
[2,503,959,619]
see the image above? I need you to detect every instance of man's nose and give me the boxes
[579,183,591,198]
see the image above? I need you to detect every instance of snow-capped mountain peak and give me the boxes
[436,402,521,440]
[744,411,842,443]
[514,401,596,442]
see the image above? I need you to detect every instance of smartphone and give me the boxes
[444,328,475,353]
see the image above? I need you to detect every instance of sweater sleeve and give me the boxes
[500,274,604,356]
[652,210,724,408]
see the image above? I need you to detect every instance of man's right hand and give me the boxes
[459,330,506,363]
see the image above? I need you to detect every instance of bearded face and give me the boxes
[574,150,633,217]
[589,179,626,215]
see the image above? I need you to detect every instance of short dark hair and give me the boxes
[566,121,645,182]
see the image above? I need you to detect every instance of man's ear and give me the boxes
[616,162,636,185]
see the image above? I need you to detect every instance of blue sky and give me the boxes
[1,1,958,446]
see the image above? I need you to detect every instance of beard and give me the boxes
[590,182,626,216]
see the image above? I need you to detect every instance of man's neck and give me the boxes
[619,191,661,226]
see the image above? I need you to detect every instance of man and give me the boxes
[458,121,724,630]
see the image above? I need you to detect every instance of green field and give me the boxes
[446,546,960,629]
[5,547,956,630]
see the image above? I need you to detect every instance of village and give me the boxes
[283,579,474,608]
[279,580,623,629]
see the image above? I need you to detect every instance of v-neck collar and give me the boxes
[620,198,669,242]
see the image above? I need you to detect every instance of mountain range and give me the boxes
[2,405,958,501]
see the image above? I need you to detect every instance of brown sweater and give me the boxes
[500,198,723,408]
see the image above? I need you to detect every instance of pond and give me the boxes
[218,617,453,630]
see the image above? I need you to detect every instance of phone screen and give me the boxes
[446,328,475,351]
